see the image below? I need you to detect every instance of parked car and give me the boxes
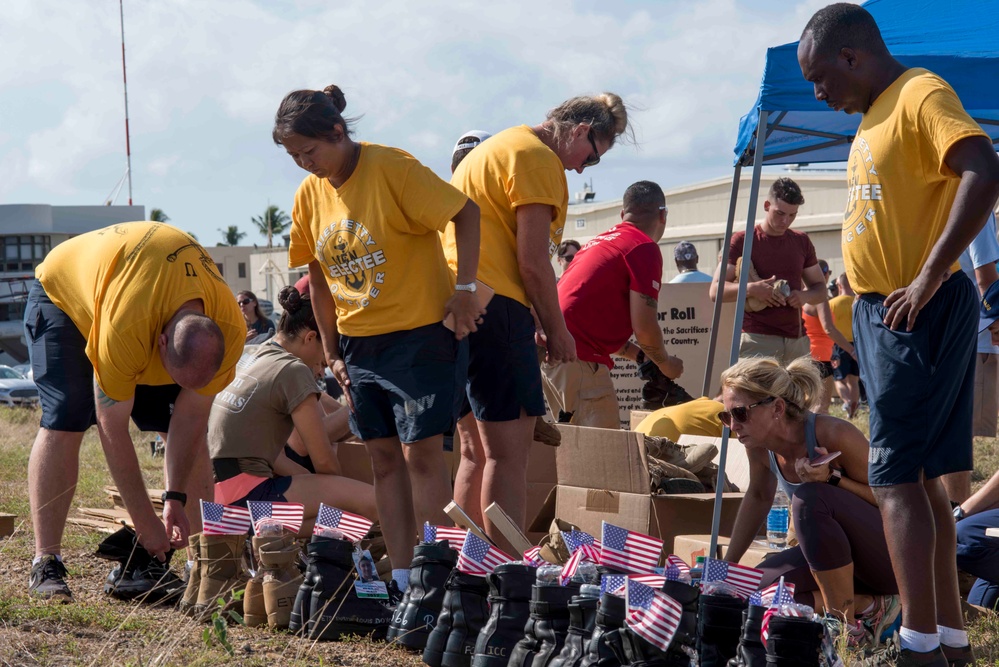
[11,363,32,380]
[0,365,39,407]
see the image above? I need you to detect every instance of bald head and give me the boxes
[161,311,226,389]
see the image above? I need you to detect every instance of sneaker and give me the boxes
[29,555,73,602]
[863,638,948,667]
[941,644,975,667]
[104,557,186,604]
[858,594,901,647]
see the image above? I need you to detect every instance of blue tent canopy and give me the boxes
[733,0,999,166]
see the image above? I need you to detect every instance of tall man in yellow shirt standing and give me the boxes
[24,222,245,601]
[799,5,999,664]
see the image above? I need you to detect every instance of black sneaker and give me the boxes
[29,555,73,602]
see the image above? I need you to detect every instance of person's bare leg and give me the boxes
[811,562,864,622]
[926,476,964,631]
[365,436,415,570]
[452,413,485,526]
[476,411,534,554]
[402,434,452,528]
[29,428,84,557]
[283,474,378,521]
[817,375,834,415]
[872,483,939,634]
[939,471,971,505]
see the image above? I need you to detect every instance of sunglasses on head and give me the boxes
[718,395,776,427]
[582,129,601,168]
[237,299,254,306]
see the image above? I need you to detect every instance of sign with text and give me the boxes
[609,282,735,428]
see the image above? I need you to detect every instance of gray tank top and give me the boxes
[767,412,819,498]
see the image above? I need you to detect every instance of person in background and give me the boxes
[556,240,581,276]
[801,260,851,414]
[955,447,999,610]
[827,273,861,418]
[633,397,724,441]
[444,92,632,552]
[669,240,712,283]
[451,130,492,173]
[720,356,899,650]
[237,290,275,343]
[275,84,483,594]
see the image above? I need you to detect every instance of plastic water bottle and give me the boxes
[767,487,790,549]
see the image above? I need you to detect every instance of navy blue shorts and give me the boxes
[23,280,179,433]
[854,273,976,486]
[830,345,860,380]
[283,444,316,473]
[466,295,546,422]
[230,475,293,507]
[340,322,466,443]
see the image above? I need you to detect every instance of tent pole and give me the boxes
[709,109,769,560]
[701,165,743,397]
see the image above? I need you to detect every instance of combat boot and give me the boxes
[424,569,490,667]
[244,533,292,627]
[289,535,328,634]
[180,534,202,616]
[764,616,825,666]
[195,533,249,621]
[697,594,748,667]
[660,579,699,662]
[550,588,600,667]
[388,540,458,650]
[306,536,393,641]
[261,542,304,629]
[471,562,537,667]
[728,605,766,667]
[580,592,627,667]
[510,582,581,667]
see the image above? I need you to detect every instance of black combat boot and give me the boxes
[471,562,538,667]
[660,579,699,665]
[763,616,825,666]
[728,605,767,667]
[550,590,600,667]
[509,582,581,667]
[423,569,490,667]
[698,594,748,667]
[580,592,627,667]
[387,540,458,650]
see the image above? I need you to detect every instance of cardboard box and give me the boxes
[0,513,14,538]
[629,410,653,431]
[554,425,744,554]
[673,534,776,568]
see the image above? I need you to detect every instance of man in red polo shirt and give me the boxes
[541,181,683,428]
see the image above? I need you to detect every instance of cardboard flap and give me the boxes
[556,425,650,494]
[528,487,559,533]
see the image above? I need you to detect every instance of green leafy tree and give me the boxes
[252,205,290,247]
[149,208,170,222]
[217,225,247,246]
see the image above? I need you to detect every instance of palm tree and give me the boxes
[217,225,247,246]
[149,208,170,222]
[251,205,291,247]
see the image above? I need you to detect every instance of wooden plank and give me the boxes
[67,517,126,533]
[79,507,133,523]
[483,502,533,555]
[444,501,493,545]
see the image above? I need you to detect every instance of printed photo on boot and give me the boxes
[353,550,388,598]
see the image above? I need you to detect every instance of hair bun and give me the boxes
[323,85,347,113]
[278,285,302,313]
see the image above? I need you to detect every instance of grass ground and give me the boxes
[0,403,997,665]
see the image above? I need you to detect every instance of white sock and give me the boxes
[32,554,62,566]
[937,625,969,648]
[899,627,940,653]
[857,599,876,617]
[186,560,195,570]
[392,568,409,592]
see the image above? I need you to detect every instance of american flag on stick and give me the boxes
[701,558,764,599]
[201,500,252,536]
[559,541,600,585]
[749,580,797,607]
[600,521,663,574]
[625,578,683,652]
[601,574,627,597]
[664,555,691,582]
[523,546,545,567]
[314,503,373,542]
[562,530,602,554]
[457,531,512,576]
[424,523,468,550]
[247,500,304,535]
[761,578,800,641]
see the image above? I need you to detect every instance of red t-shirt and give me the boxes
[559,223,663,368]
[729,226,817,339]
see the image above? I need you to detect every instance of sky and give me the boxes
[0,0,840,246]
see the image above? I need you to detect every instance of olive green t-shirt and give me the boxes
[208,343,320,477]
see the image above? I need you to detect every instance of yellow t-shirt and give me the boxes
[828,294,855,343]
[35,222,246,401]
[443,125,569,307]
[634,397,725,441]
[288,143,468,337]
[843,69,988,296]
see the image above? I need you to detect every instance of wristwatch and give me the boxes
[455,282,478,293]
[827,469,842,486]
[161,490,188,506]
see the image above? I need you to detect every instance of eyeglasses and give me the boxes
[237,299,254,306]
[659,205,669,217]
[717,396,776,427]
[582,129,601,168]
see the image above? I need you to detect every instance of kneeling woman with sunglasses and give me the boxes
[720,356,898,647]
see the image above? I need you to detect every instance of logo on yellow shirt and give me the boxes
[844,137,883,245]
[317,219,387,308]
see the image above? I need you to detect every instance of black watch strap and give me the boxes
[161,490,188,506]
[827,469,842,487]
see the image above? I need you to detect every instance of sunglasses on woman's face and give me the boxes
[237,299,254,306]
[582,130,601,168]
[718,396,776,428]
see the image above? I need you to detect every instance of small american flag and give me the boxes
[562,530,602,554]
[523,546,545,566]
[457,531,512,576]
[702,558,764,599]
[314,503,373,542]
[601,574,627,596]
[247,500,304,535]
[559,542,600,585]
[600,522,663,574]
[625,579,683,652]
[201,500,252,536]
[761,578,802,641]
[629,573,667,588]
[424,523,467,550]
[664,554,690,582]
[750,580,797,607]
